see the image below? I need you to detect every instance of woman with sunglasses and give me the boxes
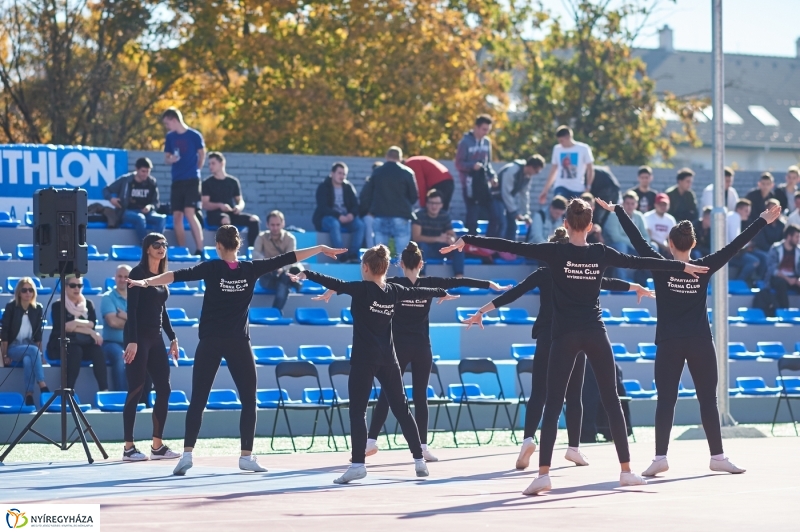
[127,225,346,475]
[121,233,181,462]
[47,277,108,392]
[2,277,49,406]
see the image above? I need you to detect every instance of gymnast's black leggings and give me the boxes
[540,328,629,467]
[524,333,585,446]
[349,361,423,464]
[123,329,171,442]
[654,335,723,456]
[184,336,257,451]
[367,343,432,443]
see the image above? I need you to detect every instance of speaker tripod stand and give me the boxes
[0,271,108,464]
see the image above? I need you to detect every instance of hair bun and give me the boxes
[405,241,419,252]
[678,221,693,235]
[376,245,388,258]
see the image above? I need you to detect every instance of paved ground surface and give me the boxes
[1,436,796,531]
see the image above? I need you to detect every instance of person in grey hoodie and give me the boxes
[455,115,495,234]
[495,155,545,240]
[103,157,166,242]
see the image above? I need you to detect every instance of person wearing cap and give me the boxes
[666,168,698,224]
[644,192,677,256]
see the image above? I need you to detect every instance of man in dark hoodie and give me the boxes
[103,157,166,242]
[455,115,494,234]
[313,162,365,262]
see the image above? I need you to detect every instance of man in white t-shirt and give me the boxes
[643,193,676,256]
[787,192,800,227]
[701,166,739,211]
[539,125,594,204]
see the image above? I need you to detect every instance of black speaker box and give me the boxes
[33,188,88,277]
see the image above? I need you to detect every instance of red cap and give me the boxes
[655,193,670,205]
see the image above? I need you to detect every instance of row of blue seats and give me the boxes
[2,244,247,263]
[623,375,800,399]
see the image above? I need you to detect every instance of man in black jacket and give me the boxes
[360,146,418,255]
[103,157,166,242]
[312,162,365,262]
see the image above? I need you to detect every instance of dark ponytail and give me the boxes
[401,241,423,270]
[668,220,696,251]
[549,227,569,244]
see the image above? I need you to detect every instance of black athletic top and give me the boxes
[173,252,297,340]
[493,267,630,340]
[462,235,685,339]
[613,204,767,344]
[388,276,490,348]
[125,264,175,344]
[304,271,446,366]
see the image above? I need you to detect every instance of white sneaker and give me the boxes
[239,455,268,472]
[710,457,745,474]
[365,440,379,457]
[422,448,439,462]
[172,454,193,476]
[642,457,669,477]
[123,446,148,462]
[334,465,367,484]
[150,445,180,460]
[515,439,537,470]
[565,447,589,466]
[522,475,551,495]
[620,471,647,486]
[415,460,429,477]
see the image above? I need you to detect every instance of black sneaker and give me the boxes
[24,395,34,407]
[150,445,181,460]
[194,249,203,256]
[123,446,148,461]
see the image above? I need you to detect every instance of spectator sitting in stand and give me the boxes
[751,198,786,279]
[774,165,800,213]
[632,165,657,213]
[602,191,649,283]
[253,210,301,311]
[528,195,568,244]
[103,157,166,243]
[787,191,800,227]
[666,167,698,223]
[201,152,261,247]
[693,207,713,258]
[100,265,131,391]
[411,190,464,277]
[312,162,365,263]
[745,172,777,224]
[643,192,676,257]
[581,191,604,243]
[727,198,760,285]
[495,155,545,240]
[765,224,800,309]
[359,161,383,248]
[405,155,455,212]
[700,166,739,211]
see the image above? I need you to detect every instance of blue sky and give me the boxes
[536,0,800,57]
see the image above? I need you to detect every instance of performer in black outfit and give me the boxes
[597,198,780,477]
[462,227,652,470]
[291,244,456,484]
[122,233,180,462]
[442,198,709,495]
[127,225,346,476]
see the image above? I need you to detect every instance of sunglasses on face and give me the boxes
[151,242,168,250]
[68,283,83,289]
[19,287,34,294]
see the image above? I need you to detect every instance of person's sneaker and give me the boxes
[415,460,429,477]
[239,455,268,472]
[522,475,551,495]
[642,457,669,477]
[365,440,379,457]
[515,439,537,470]
[334,465,367,484]
[172,454,193,476]
[24,395,34,407]
[422,448,439,462]
[620,471,647,486]
[123,446,148,462]
[194,249,203,257]
[565,447,589,466]
[709,457,745,474]
[150,445,180,460]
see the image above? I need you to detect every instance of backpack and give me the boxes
[467,166,492,206]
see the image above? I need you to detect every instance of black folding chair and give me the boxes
[511,357,534,444]
[772,355,800,436]
[454,358,516,445]
[391,361,457,447]
[270,361,337,452]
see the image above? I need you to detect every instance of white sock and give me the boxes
[568,446,579,452]
[523,437,533,444]
[420,444,428,450]
[366,438,377,446]
[350,462,365,468]
[183,451,193,458]
[654,455,666,461]
[711,454,726,461]
[414,458,425,464]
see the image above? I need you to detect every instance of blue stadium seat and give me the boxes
[298,280,326,295]
[510,343,536,360]
[456,307,500,324]
[612,343,640,361]
[87,245,109,261]
[6,277,52,295]
[707,308,744,323]
[253,281,276,294]
[111,245,142,261]
[149,390,191,411]
[728,280,756,295]
[776,308,800,323]
[169,281,199,295]
[40,392,91,413]
[651,380,696,398]
[776,376,800,394]
[498,307,535,324]
[757,341,787,359]
[447,383,496,402]
[0,248,11,260]
[728,342,759,360]
[449,286,490,296]
[340,307,353,324]
[622,308,658,324]
[249,307,292,325]
[0,211,21,227]
[0,392,36,414]
[737,307,779,324]
[303,388,342,405]
[256,388,293,408]
[253,346,296,365]
[164,215,191,231]
[203,246,220,260]
[96,391,141,412]
[166,308,198,326]
[294,307,340,325]
[25,212,33,226]
[476,220,489,234]
[206,389,242,410]
[451,220,466,230]
[298,345,344,364]
[174,347,194,366]
[81,278,102,295]
[601,308,626,325]
[735,377,780,396]
[346,345,352,359]
[515,220,528,237]
[168,246,200,263]
[638,342,657,360]
[622,379,657,399]
[104,277,115,292]
[16,244,33,260]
